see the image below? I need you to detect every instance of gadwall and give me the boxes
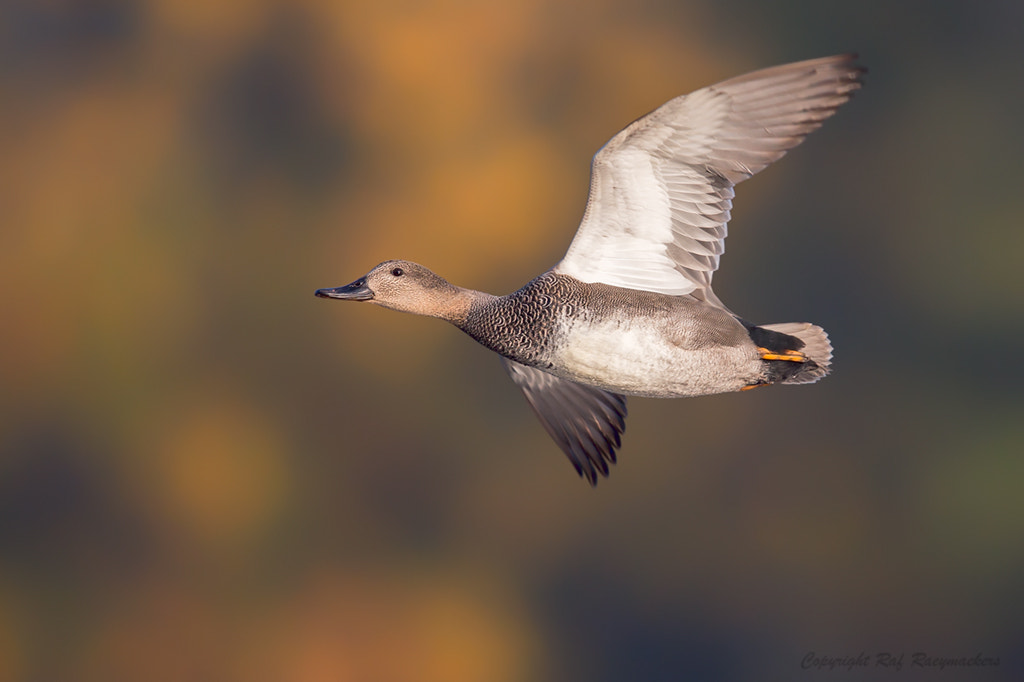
[317,54,863,484]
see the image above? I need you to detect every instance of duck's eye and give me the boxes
[391,267,404,277]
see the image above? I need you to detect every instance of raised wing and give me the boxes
[556,54,864,299]
[500,358,627,485]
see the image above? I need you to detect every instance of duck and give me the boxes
[317,54,864,485]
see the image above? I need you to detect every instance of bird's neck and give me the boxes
[442,288,497,326]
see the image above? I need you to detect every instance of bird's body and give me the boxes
[316,54,864,483]
[460,272,779,398]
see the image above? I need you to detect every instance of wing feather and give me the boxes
[555,54,864,299]
[500,358,627,486]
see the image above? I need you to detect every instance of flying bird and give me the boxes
[317,54,864,484]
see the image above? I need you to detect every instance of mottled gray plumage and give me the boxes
[316,55,862,484]
[500,357,626,485]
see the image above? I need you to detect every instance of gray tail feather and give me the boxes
[760,322,833,384]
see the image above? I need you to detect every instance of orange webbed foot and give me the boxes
[757,347,806,363]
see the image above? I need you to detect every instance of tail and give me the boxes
[753,322,833,385]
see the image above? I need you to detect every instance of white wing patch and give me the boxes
[568,148,698,295]
[555,54,863,300]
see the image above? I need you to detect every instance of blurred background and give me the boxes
[2,0,1023,680]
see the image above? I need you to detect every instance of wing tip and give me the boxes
[501,358,628,487]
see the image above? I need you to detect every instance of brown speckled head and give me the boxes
[316,260,488,323]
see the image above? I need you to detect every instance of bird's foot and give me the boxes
[757,347,806,362]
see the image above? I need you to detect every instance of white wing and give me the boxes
[555,54,864,299]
